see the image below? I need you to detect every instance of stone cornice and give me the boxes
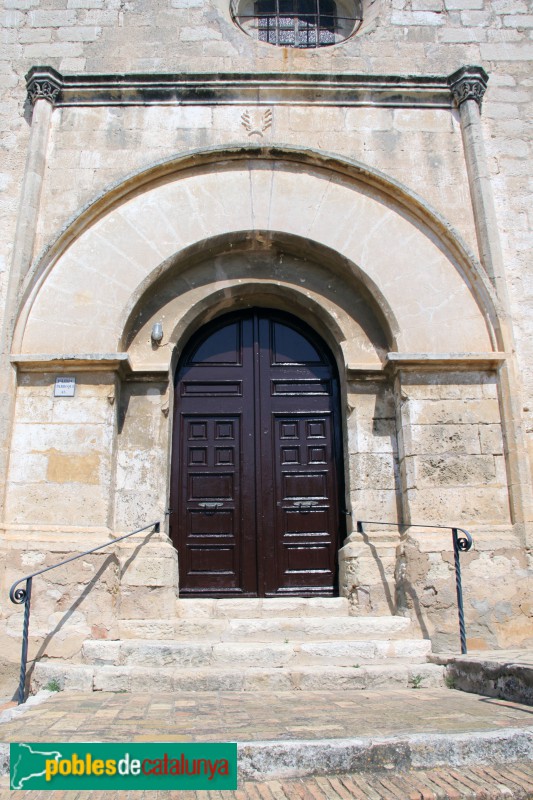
[11,353,132,374]
[448,65,489,108]
[387,352,506,372]
[10,353,170,381]
[25,66,487,109]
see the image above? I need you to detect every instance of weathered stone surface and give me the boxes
[238,729,533,780]
[81,640,120,666]
[31,661,94,691]
[222,617,413,643]
[119,641,213,668]
[212,643,293,668]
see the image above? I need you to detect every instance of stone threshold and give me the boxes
[237,728,533,781]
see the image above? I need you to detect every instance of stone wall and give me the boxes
[398,527,530,651]
[396,371,510,524]
[5,371,117,528]
[1,0,531,664]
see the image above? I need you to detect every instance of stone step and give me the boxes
[32,661,444,694]
[175,597,351,619]
[118,615,414,642]
[82,638,432,668]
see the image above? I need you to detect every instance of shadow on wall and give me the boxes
[12,529,157,700]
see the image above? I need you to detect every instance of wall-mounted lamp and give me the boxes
[151,322,163,345]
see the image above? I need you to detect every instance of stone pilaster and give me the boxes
[448,67,533,543]
[0,73,59,520]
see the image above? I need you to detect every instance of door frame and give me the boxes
[169,306,348,597]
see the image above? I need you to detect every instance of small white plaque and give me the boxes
[54,376,76,397]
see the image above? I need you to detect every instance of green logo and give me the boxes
[11,742,237,790]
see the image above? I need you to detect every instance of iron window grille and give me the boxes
[234,0,362,48]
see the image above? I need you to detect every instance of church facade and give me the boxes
[0,0,532,681]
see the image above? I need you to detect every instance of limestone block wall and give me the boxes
[396,371,511,524]
[5,371,117,528]
[347,381,400,523]
[390,369,529,652]
[2,370,178,666]
[338,368,531,651]
[114,378,180,623]
[1,1,531,397]
[1,370,120,666]
[2,545,119,665]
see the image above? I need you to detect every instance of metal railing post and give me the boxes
[452,528,468,655]
[357,520,473,656]
[13,577,32,705]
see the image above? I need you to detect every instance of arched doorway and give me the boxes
[169,308,345,597]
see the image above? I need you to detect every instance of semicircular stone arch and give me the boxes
[122,233,393,374]
[14,155,497,359]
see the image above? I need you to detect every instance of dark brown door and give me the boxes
[169,309,344,597]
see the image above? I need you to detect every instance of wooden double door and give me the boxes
[169,309,344,597]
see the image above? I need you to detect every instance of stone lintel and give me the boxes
[25,66,460,109]
[11,353,132,375]
[387,352,506,372]
[448,65,489,109]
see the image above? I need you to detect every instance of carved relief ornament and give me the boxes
[241,108,273,137]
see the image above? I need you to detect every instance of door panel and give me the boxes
[170,309,343,597]
[180,414,243,591]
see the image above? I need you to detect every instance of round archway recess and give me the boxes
[123,237,391,376]
[14,147,501,361]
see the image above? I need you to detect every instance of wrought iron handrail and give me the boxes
[9,517,164,705]
[356,520,473,656]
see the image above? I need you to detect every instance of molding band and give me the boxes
[25,65,485,109]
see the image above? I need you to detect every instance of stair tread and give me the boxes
[33,661,444,692]
[175,597,352,619]
[37,661,441,671]
[86,635,427,645]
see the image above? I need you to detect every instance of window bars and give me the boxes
[234,0,362,48]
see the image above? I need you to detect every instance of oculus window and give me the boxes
[232,0,362,48]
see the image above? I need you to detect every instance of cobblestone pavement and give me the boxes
[2,688,532,743]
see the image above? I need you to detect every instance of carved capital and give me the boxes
[448,65,489,109]
[27,78,61,105]
[25,68,63,106]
